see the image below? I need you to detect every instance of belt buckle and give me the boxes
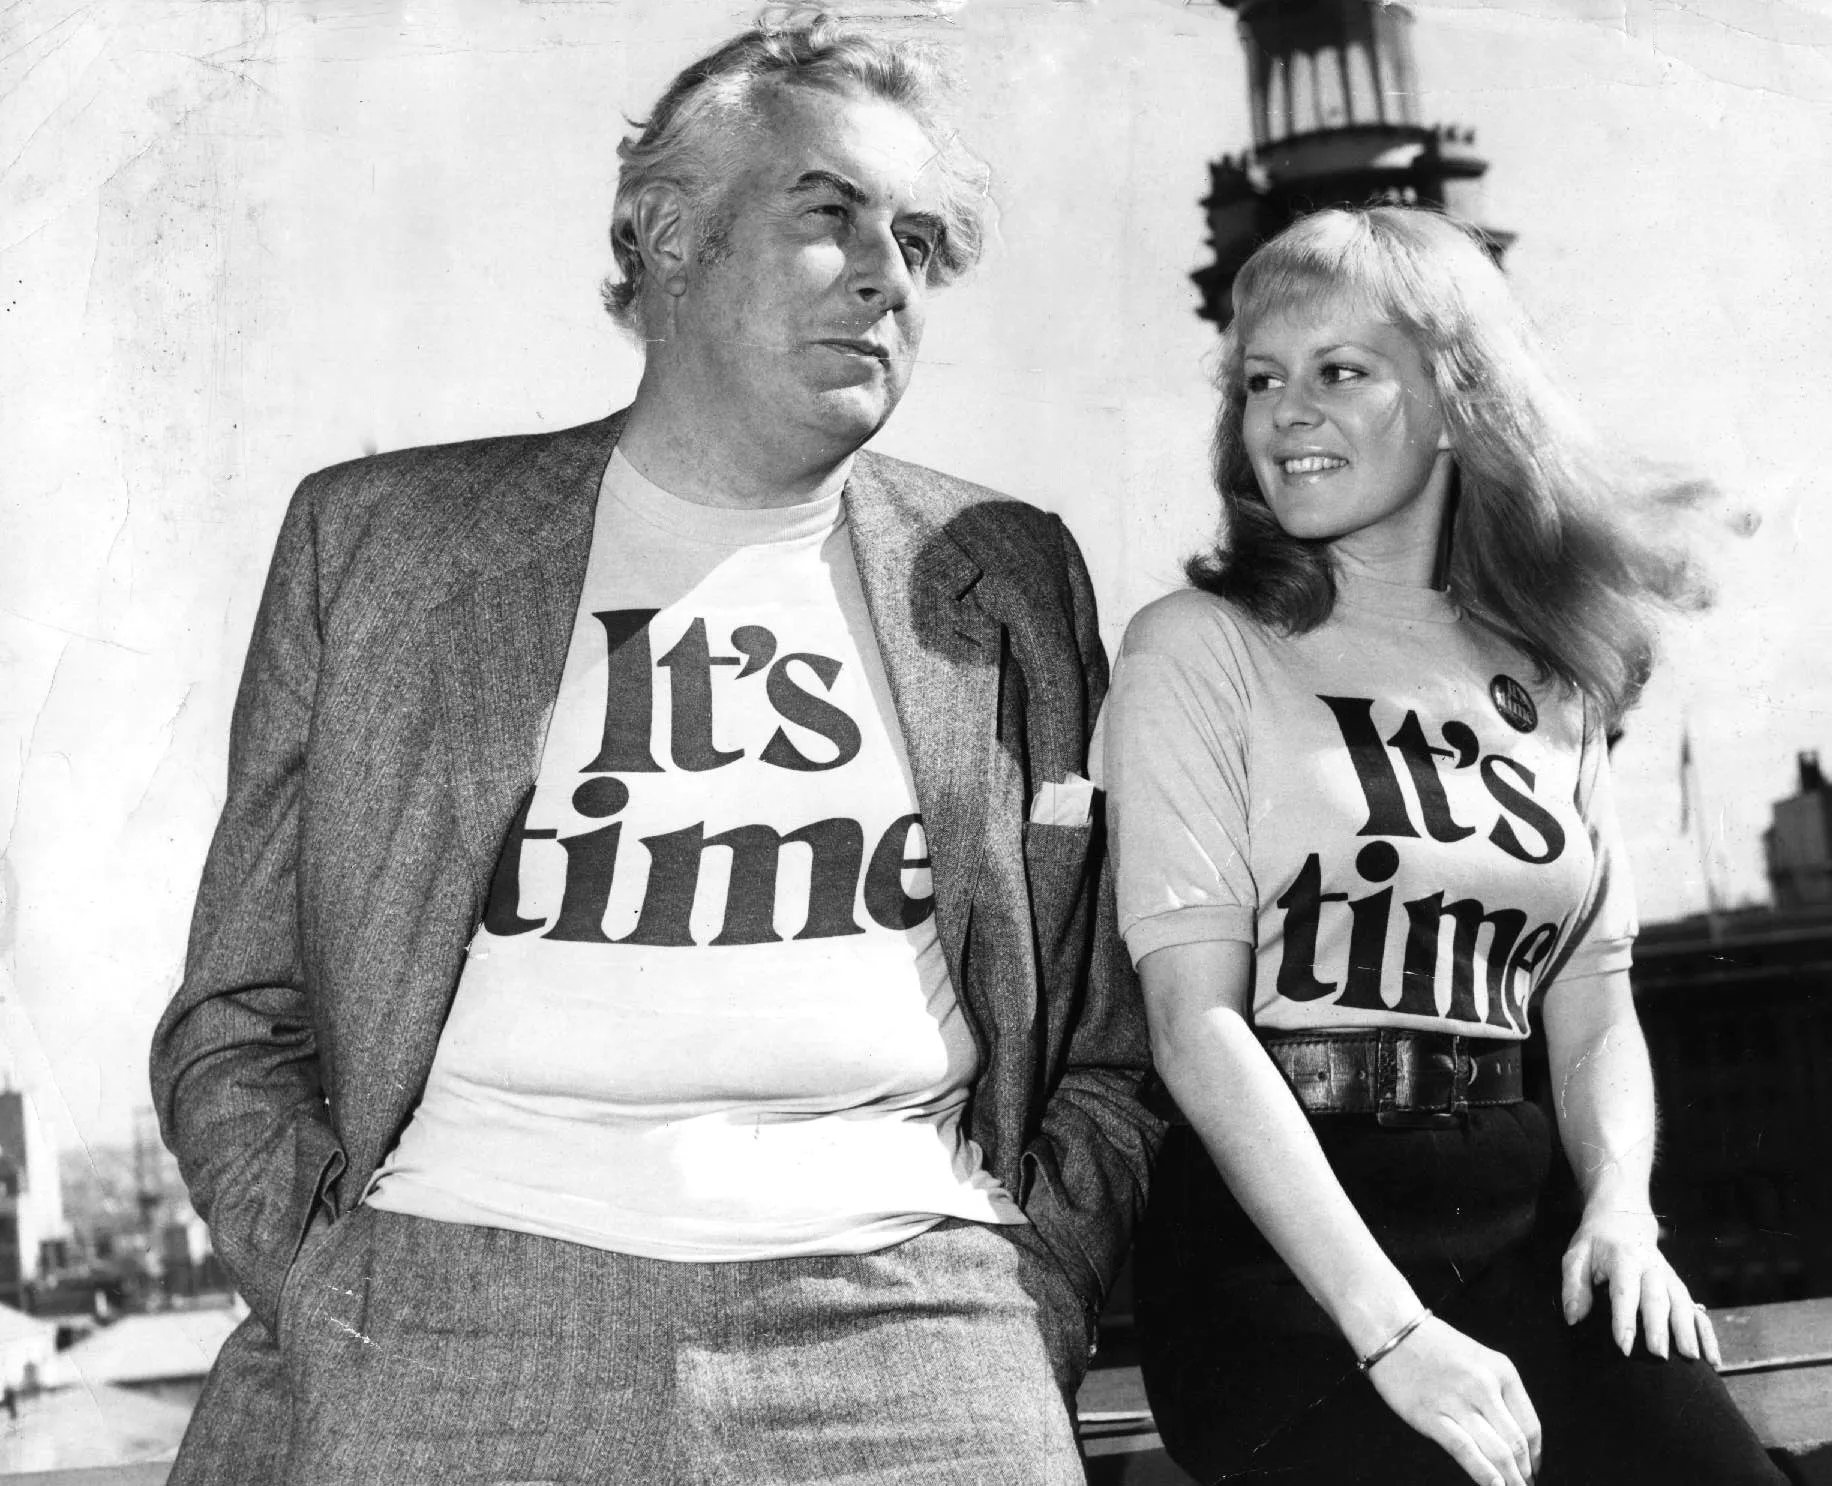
[1375,1106,1463,1130]
[1376,1038,1471,1130]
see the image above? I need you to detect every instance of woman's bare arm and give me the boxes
[1541,969,1718,1365]
[1142,938,1542,1486]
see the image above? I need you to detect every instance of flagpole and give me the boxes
[1680,722,1725,942]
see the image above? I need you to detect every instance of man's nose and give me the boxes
[850,227,915,313]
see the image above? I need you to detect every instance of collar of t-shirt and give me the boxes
[605,448,850,548]
[1332,567,1460,625]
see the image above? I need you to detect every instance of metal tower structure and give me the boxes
[1194,0,1511,324]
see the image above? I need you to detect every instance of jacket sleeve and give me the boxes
[1018,517,1165,1316]
[149,472,347,1331]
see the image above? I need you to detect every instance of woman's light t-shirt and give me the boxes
[1096,573,1634,1038]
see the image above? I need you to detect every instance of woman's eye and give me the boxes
[1321,362,1366,385]
[1244,372,1282,394]
[898,235,934,270]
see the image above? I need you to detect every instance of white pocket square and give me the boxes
[1029,773,1095,827]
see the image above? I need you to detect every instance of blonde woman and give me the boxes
[1099,207,1780,1486]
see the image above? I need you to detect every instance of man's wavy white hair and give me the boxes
[602,9,990,335]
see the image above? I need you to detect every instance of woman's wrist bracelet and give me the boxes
[1357,1309,1432,1373]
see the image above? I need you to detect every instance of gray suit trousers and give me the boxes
[263,1207,1085,1484]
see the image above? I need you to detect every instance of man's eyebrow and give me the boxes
[899,209,947,242]
[786,174,948,248]
[789,169,867,204]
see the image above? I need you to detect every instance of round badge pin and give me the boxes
[1489,674,1537,733]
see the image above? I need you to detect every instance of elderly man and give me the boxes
[152,15,1158,1484]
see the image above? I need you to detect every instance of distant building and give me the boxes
[1766,750,1832,908]
[1633,902,1832,1305]
[52,1114,226,1311]
[1194,0,1511,324]
[0,1092,67,1311]
[1633,749,1832,1305]
[41,1304,243,1411]
[0,1304,56,1393]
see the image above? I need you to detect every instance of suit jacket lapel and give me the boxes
[845,456,1011,992]
[432,412,626,897]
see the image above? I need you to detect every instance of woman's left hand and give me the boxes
[1560,1209,1721,1366]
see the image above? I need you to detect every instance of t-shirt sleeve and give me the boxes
[1546,703,1639,986]
[1093,593,1258,966]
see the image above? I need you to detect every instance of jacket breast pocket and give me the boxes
[1022,820,1096,961]
[1022,817,1092,861]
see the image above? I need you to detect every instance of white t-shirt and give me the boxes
[367,450,1021,1258]
[1094,572,1635,1039]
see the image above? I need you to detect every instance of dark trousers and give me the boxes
[1137,1109,1786,1485]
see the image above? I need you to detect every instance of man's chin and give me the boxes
[801,386,900,449]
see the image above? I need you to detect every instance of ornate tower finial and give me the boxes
[1195,0,1511,324]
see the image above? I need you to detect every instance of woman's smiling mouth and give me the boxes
[1279,454,1349,477]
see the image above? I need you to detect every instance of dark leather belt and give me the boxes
[1263,1029,1525,1129]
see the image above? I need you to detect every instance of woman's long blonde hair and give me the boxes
[1189,206,1713,728]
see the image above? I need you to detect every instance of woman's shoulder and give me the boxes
[1118,587,1272,667]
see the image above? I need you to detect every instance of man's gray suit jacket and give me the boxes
[150,410,1162,1477]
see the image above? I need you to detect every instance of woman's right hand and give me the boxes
[1137,946,1540,1485]
[1365,1315,1542,1486]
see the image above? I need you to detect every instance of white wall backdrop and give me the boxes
[4,0,1829,1151]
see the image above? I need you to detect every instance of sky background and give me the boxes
[3,0,1829,1156]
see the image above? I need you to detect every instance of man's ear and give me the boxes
[627,182,694,297]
